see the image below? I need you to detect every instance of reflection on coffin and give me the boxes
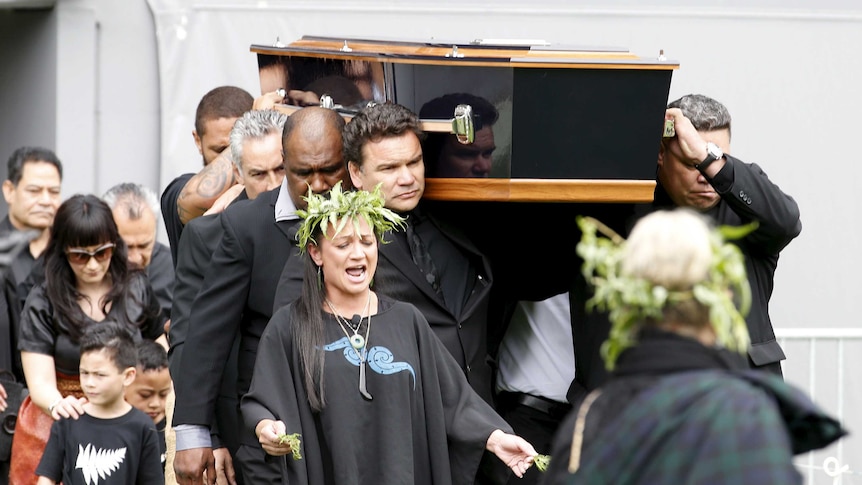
[251,36,678,203]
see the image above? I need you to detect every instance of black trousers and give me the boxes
[235,441,282,484]
[495,393,572,485]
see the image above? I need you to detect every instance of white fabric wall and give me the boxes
[0,0,160,216]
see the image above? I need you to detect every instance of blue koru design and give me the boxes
[324,337,416,389]
[324,337,361,365]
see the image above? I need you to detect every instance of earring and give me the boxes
[317,265,323,290]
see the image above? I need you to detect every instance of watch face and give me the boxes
[706,142,723,160]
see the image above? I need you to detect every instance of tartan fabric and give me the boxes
[545,330,845,485]
[571,371,802,484]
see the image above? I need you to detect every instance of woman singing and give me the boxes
[242,183,537,485]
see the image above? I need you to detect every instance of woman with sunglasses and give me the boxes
[10,194,165,484]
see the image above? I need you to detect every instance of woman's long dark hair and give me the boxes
[291,248,328,412]
[44,194,143,340]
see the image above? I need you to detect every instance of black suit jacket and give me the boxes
[168,209,245,452]
[653,155,801,366]
[168,214,223,375]
[375,212,495,402]
[147,242,174,322]
[569,157,800,391]
[168,191,248,370]
[172,187,302,436]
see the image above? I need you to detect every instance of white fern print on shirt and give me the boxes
[75,444,127,485]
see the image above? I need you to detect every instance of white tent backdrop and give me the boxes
[147,2,862,480]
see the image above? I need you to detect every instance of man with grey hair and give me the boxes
[103,182,174,322]
[173,107,348,485]
[170,108,288,352]
[226,109,287,199]
[650,93,801,375]
[170,108,289,485]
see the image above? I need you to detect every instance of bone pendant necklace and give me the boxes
[326,293,373,400]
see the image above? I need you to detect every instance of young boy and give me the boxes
[36,322,164,484]
[125,340,172,468]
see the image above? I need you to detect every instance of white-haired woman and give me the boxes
[541,209,844,485]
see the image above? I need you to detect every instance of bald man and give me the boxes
[172,108,350,485]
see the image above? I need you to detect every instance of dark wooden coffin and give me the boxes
[251,36,677,203]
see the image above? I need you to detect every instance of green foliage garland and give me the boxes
[295,181,406,251]
[575,216,754,370]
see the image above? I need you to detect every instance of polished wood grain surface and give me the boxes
[250,36,678,71]
[423,178,656,203]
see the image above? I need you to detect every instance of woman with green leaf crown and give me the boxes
[241,182,538,484]
[541,209,844,485]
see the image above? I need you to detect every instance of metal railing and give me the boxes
[776,328,862,485]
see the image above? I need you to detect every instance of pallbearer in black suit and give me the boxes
[346,103,496,403]
[172,107,349,485]
[650,94,801,376]
[169,109,288,484]
[572,94,802,392]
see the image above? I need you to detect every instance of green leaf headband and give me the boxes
[576,215,755,370]
[295,181,406,252]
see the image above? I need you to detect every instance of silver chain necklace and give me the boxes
[325,292,373,400]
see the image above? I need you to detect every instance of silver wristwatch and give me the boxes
[695,142,723,172]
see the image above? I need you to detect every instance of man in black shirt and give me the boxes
[169,108,288,485]
[161,86,253,264]
[0,150,63,484]
[104,182,175,323]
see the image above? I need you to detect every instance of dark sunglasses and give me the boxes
[66,242,115,265]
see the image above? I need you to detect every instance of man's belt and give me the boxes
[498,391,572,418]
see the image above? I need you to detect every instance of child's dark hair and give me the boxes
[135,340,169,372]
[79,321,137,370]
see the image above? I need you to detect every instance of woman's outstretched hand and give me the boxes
[486,429,538,478]
[255,419,291,456]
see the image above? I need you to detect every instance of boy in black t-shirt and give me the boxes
[125,340,172,468]
[36,322,163,485]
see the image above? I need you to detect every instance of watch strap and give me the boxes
[695,143,722,172]
[695,156,718,172]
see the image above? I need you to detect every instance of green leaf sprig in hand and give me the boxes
[533,454,551,472]
[276,433,303,461]
[575,215,755,370]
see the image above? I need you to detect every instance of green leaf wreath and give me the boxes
[295,181,406,251]
[576,216,755,370]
